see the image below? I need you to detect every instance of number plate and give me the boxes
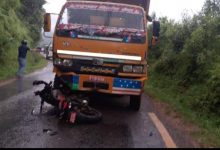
[89,76,105,82]
[70,112,77,124]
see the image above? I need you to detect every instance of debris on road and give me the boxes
[33,80,103,125]
[43,129,58,136]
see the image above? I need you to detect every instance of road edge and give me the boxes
[143,92,201,148]
[0,61,49,87]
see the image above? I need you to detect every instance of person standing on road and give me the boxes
[16,40,30,78]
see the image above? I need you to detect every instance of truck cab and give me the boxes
[44,0,160,111]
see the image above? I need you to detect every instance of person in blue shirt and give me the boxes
[16,40,30,78]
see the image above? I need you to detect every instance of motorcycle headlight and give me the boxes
[133,66,143,73]
[63,59,73,67]
[123,65,133,73]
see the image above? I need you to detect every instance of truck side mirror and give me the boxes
[151,21,160,46]
[146,15,153,22]
[44,13,51,32]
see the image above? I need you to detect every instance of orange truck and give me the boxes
[44,0,160,111]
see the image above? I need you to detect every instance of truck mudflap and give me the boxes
[57,74,145,96]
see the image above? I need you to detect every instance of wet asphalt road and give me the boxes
[0,62,194,148]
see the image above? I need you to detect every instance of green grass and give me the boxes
[0,49,47,81]
[144,71,220,148]
[26,52,48,74]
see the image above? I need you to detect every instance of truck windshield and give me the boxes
[56,2,146,43]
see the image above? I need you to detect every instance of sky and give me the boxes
[149,0,205,21]
[44,0,206,21]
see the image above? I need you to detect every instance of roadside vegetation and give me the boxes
[146,0,220,147]
[0,0,47,81]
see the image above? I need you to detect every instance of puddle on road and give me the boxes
[0,63,54,102]
[31,105,59,137]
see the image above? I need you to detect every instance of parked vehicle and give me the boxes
[45,42,53,59]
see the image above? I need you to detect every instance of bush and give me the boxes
[194,76,220,115]
[148,0,220,114]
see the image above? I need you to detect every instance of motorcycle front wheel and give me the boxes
[76,107,102,124]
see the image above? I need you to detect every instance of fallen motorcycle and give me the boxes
[33,80,102,124]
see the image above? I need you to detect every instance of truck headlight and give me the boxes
[54,58,73,67]
[54,58,62,65]
[123,65,133,73]
[63,59,73,67]
[133,66,143,73]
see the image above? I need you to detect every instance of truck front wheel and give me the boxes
[54,75,62,89]
[130,95,142,111]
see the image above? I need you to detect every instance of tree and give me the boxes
[0,0,46,63]
[202,0,220,18]
[18,0,46,45]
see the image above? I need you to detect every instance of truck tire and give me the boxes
[54,76,62,89]
[130,95,142,111]
[54,76,72,95]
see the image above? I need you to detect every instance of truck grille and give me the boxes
[56,59,119,76]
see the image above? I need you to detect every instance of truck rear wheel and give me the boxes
[130,95,142,111]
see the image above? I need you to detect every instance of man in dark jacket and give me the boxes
[16,40,30,78]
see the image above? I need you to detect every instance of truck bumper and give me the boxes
[57,74,146,96]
